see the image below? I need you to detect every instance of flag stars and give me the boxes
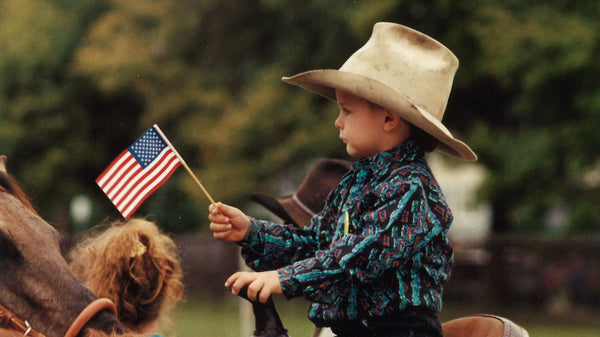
[128,128,168,168]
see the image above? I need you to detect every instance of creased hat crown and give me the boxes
[340,22,458,121]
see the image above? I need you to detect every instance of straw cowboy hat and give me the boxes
[250,158,352,228]
[282,22,477,161]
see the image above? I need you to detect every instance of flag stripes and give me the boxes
[96,126,182,219]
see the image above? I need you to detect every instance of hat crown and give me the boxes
[295,159,351,213]
[339,22,458,121]
[250,159,351,227]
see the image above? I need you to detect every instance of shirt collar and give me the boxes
[351,139,424,174]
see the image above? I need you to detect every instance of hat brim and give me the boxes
[249,193,313,228]
[282,70,477,161]
[249,193,293,223]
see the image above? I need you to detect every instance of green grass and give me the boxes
[525,324,600,337]
[171,296,313,337]
[170,297,600,337]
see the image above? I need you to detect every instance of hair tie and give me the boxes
[130,240,147,257]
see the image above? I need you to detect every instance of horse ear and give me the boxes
[0,156,6,174]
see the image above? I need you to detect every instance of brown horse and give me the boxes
[0,156,142,337]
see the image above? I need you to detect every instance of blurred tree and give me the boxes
[0,0,121,234]
[1,0,598,235]
[449,2,600,233]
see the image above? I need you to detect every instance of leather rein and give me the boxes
[0,298,117,337]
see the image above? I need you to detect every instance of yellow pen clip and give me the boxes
[344,211,349,235]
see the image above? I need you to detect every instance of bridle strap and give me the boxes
[0,298,117,337]
[0,303,46,337]
[64,298,117,337]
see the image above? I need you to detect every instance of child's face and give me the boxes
[334,90,408,158]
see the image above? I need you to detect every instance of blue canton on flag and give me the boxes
[129,127,169,168]
[96,125,182,219]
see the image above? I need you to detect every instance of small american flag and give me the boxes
[96,125,182,219]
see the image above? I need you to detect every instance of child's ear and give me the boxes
[383,110,401,131]
[383,110,411,142]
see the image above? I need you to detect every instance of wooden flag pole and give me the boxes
[182,163,218,205]
[153,124,218,207]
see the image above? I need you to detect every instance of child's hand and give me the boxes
[225,271,282,303]
[208,202,250,242]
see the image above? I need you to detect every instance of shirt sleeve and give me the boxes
[240,218,321,271]
[278,177,450,300]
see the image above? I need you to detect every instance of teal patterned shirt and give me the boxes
[240,140,453,325]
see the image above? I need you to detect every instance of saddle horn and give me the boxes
[236,287,291,337]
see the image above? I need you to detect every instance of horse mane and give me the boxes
[0,168,38,216]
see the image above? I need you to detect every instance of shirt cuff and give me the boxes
[278,265,301,299]
[236,217,261,247]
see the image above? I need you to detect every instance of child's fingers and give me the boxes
[208,203,219,215]
[209,222,231,232]
[225,272,242,290]
[247,280,265,302]
[232,277,252,296]
[257,271,280,303]
[225,272,279,303]
[257,287,271,303]
[211,229,231,240]
[208,211,230,224]
[226,272,256,298]
[209,202,232,216]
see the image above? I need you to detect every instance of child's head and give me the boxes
[334,89,411,158]
[69,218,183,333]
[283,22,477,161]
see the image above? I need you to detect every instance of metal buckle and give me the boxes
[23,321,32,337]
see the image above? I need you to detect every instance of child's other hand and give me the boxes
[225,271,282,303]
[208,202,250,242]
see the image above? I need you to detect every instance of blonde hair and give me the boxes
[69,218,183,332]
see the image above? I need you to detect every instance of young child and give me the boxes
[69,218,184,337]
[209,22,476,337]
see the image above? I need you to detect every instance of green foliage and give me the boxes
[1,0,599,234]
[458,3,600,232]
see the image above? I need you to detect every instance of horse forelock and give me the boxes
[0,170,37,216]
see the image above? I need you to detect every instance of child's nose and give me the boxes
[334,114,343,129]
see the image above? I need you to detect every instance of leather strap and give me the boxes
[0,303,46,337]
[0,298,117,337]
[64,298,117,337]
